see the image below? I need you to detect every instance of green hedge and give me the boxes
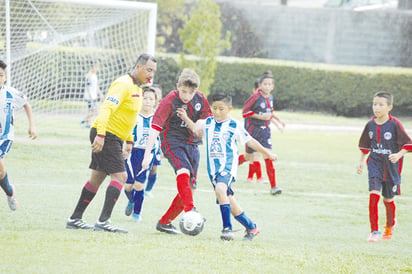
[159,54,412,117]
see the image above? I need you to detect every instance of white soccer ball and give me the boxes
[179,210,205,236]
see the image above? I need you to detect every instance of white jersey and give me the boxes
[0,85,28,140]
[132,113,160,151]
[204,116,252,180]
[84,72,99,100]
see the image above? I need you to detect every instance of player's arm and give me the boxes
[23,102,37,140]
[271,111,285,131]
[246,138,277,161]
[142,128,160,170]
[389,119,412,163]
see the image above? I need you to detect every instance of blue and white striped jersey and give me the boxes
[204,116,252,180]
[0,85,28,140]
[132,112,159,151]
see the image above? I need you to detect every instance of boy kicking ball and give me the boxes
[357,91,412,242]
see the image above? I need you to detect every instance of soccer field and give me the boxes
[1,110,412,273]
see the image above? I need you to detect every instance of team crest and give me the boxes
[368,131,373,139]
[222,132,230,141]
[260,102,265,109]
[384,132,392,140]
[195,103,201,111]
[392,185,398,192]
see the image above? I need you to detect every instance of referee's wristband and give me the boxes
[126,141,134,145]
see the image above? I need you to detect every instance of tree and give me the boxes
[178,0,231,95]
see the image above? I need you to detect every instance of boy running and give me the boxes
[142,68,212,234]
[357,91,412,242]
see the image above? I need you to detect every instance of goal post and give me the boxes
[0,0,157,117]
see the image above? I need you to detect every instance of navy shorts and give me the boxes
[162,141,199,185]
[246,125,272,153]
[0,140,12,159]
[89,128,125,174]
[369,177,400,199]
[125,148,155,184]
[86,99,98,110]
[210,171,235,197]
[152,148,162,166]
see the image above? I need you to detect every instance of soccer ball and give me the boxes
[179,210,205,236]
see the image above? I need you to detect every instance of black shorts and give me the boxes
[369,177,401,199]
[89,128,125,174]
[246,125,272,153]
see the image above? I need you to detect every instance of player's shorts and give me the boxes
[86,99,98,110]
[162,141,199,186]
[89,128,125,174]
[0,139,12,159]
[125,148,155,184]
[209,171,235,197]
[245,125,272,153]
[369,177,400,199]
[152,148,162,166]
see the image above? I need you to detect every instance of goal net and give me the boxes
[0,0,157,122]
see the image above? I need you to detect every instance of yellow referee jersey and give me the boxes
[92,74,142,142]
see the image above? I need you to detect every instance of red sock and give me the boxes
[176,173,194,212]
[247,163,255,180]
[384,200,396,227]
[264,159,276,188]
[239,154,246,165]
[159,194,184,224]
[255,161,262,180]
[369,193,380,232]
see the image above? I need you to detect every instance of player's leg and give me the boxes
[145,164,158,197]
[66,169,106,229]
[368,177,382,242]
[124,149,138,216]
[215,180,233,241]
[253,152,263,183]
[0,146,17,211]
[382,181,398,240]
[229,195,260,241]
[131,181,145,222]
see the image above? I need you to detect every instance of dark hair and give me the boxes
[143,86,157,100]
[374,91,393,105]
[211,93,232,106]
[0,60,7,70]
[254,78,260,89]
[134,53,157,67]
[259,71,274,84]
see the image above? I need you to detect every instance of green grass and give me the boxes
[1,110,412,273]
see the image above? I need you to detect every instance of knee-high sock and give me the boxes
[124,188,134,203]
[264,158,277,188]
[238,154,246,165]
[159,194,184,224]
[369,193,380,232]
[0,173,13,196]
[255,161,262,180]
[98,181,122,222]
[235,211,256,230]
[176,173,194,212]
[220,204,232,230]
[71,181,98,219]
[145,173,157,192]
[384,200,396,227]
[247,163,255,180]
[133,189,145,215]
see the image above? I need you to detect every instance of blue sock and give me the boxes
[133,189,145,215]
[235,212,255,230]
[0,173,13,196]
[220,204,232,230]
[124,188,134,203]
[145,173,157,192]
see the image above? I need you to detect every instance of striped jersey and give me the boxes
[358,115,412,184]
[204,116,252,180]
[0,85,28,140]
[132,112,159,151]
[243,90,274,128]
[92,74,142,142]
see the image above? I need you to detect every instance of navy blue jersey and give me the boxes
[359,115,412,184]
[243,90,274,129]
[151,90,212,145]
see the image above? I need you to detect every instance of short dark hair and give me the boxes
[0,60,7,70]
[259,71,274,84]
[374,91,393,105]
[143,86,157,100]
[254,78,260,89]
[134,53,157,67]
[211,93,232,106]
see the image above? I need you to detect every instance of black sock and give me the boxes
[70,185,97,220]
[0,173,13,196]
[98,183,121,222]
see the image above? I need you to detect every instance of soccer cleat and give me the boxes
[246,178,254,183]
[94,220,128,233]
[243,225,260,241]
[66,218,94,230]
[382,226,393,240]
[125,201,134,216]
[144,191,154,198]
[220,227,234,241]
[270,186,282,195]
[256,178,267,184]
[132,213,142,222]
[368,231,381,242]
[7,184,17,211]
[156,221,180,234]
